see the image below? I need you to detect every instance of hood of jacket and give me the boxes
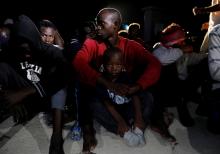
[12,14,42,50]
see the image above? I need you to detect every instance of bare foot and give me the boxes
[82,125,97,153]
[163,111,174,127]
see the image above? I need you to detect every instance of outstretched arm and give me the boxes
[193,4,220,15]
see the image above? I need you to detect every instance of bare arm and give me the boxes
[103,99,129,136]
[193,4,220,15]
[1,87,36,107]
[97,76,130,96]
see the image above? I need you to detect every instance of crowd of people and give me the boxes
[0,4,220,154]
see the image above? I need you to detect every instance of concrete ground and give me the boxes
[0,103,220,154]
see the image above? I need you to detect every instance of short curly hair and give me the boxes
[96,8,122,28]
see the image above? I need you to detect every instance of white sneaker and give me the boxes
[123,130,140,146]
[133,127,146,146]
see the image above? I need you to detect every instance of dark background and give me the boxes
[0,0,211,40]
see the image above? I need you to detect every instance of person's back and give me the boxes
[206,24,220,134]
[208,24,220,83]
[152,23,197,127]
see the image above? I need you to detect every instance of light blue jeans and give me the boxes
[51,88,67,110]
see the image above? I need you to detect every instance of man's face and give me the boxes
[16,42,33,60]
[40,27,55,45]
[96,12,116,40]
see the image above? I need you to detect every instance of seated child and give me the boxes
[96,47,147,146]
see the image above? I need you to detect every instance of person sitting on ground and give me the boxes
[72,7,161,153]
[0,15,71,154]
[38,18,68,127]
[152,22,207,127]
[96,46,146,146]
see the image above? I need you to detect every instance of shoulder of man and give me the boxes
[122,37,146,52]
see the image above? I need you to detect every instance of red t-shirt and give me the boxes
[72,37,161,90]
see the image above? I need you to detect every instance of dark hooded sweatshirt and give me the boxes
[3,15,70,98]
